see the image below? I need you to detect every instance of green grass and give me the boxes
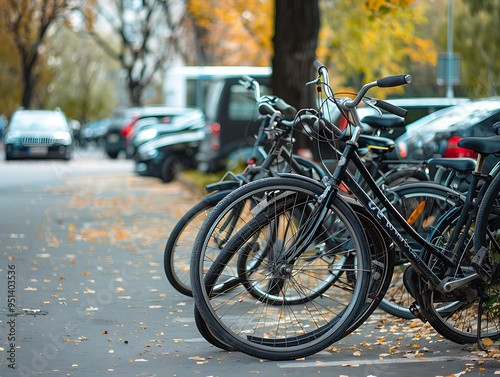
[181,169,227,192]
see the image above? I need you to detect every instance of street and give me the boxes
[0,145,499,377]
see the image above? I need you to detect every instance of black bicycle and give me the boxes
[189,61,500,360]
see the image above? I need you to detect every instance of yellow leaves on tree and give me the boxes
[318,0,435,98]
[187,0,274,66]
[363,0,414,16]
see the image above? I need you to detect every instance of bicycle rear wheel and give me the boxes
[418,203,500,344]
[164,196,223,296]
[190,176,372,360]
[377,182,461,319]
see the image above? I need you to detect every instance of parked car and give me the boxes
[395,98,500,172]
[127,116,178,158]
[3,108,73,161]
[104,106,193,159]
[134,108,206,182]
[79,119,110,147]
[357,97,471,139]
[195,75,271,173]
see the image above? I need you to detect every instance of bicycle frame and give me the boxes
[325,138,481,293]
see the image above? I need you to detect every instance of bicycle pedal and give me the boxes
[409,302,427,323]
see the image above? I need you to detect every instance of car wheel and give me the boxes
[106,150,119,159]
[161,154,186,183]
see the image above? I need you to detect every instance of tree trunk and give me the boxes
[21,54,38,109]
[128,74,143,107]
[272,0,319,151]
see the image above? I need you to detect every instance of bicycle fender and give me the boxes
[201,188,235,204]
[205,180,242,193]
[276,172,326,187]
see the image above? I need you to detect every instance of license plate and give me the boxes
[107,134,120,143]
[29,146,48,155]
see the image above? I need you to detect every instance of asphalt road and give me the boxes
[0,145,499,377]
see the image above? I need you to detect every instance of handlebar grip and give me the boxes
[258,102,277,117]
[375,100,408,118]
[313,60,327,73]
[376,74,412,88]
[294,112,344,138]
[274,98,297,120]
[314,117,344,137]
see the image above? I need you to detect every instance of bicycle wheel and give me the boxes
[417,202,500,344]
[458,172,500,343]
[164,156,326,297]
[164,194,224,296]
[475,170,500,266]
[190,176,372,360]
[376,166,429,187]
[193,305,236,351]
[376,182,462,319]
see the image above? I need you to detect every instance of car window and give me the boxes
[405,108,434,125]
[404,102,500,137]
[10,113,69,131]
[228,84,270,121]
[204,80,225,120]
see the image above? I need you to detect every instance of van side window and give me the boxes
[228,84,270,121]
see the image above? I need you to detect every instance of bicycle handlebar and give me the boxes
[240,76,297,121]
[375,99,408,118]
[292,112,344,138]
[312,60,411,117]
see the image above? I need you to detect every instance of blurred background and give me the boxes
[0,0,497,124]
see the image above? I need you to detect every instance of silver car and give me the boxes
[4,109,73,161]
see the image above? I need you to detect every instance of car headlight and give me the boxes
[4,131,22,144]
[54,131,72,145]
[135,129,158,145]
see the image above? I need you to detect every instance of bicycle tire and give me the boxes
[193,305,236,351]
[376,182,462,319]
[418,200,500,344]
[190,176,372,360]
[475,171,500,262]
[164,156,327,297]
[164,195,224,296]
[377,167,429,188]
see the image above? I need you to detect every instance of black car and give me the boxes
[104,106,193,159]
[395,98,500,172]
[3,109,73,160]
[195,75,271,173]
[79,119,110,147]
[134,108,206,182]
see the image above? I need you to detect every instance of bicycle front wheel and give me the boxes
[190,176,372,360]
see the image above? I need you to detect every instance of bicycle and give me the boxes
[189,61,500,359]
[164,75,432,298]
[411,122,500,345]
[164,76,329,297]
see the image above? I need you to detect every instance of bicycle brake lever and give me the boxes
[363,98,382,117]
[305,77,320,87]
